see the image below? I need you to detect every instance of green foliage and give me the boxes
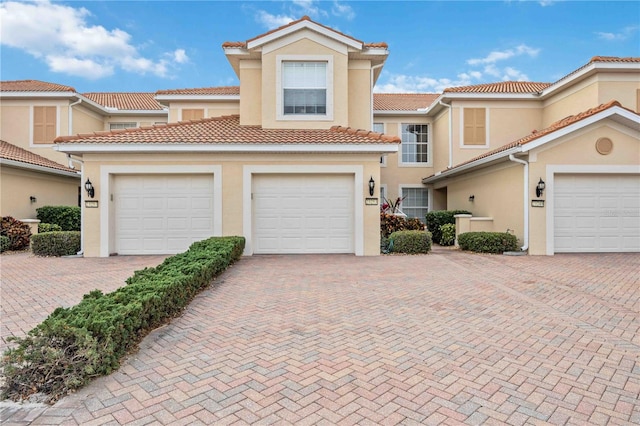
[38,223,63,233]
[36,206,81,231]
[457,232,519,254]
[1,236,245,403]
[32,232,81,257]
[0,235,10,253]
[425,210,471,244]
[389,230,432,254]
[0,216,31,251]
[439,223,456,246]
[380,213,425,238]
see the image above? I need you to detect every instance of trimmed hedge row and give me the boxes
[38,223,63,233]
[32,231,81,256]
[1,236,245,403]
[458,232,518,254]
[425,210,471,244]
[0,235,9,253]
[389,230,432,254]
[36,206,81,231]
[380,213,424,238]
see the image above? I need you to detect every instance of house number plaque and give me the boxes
[365,198,378,205]
[531,200,544,207]
[85,200,99,208]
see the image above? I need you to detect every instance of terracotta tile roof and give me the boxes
[83,92,165,110]
[443,101,629,172]
[0,79,76,93]
[0,140,77,173]
[55,115,401,145]
[589,56,640,64]
[443,81,551,94]
[364,42,388,49]
[374,93,439,111]
[156,86,240,96]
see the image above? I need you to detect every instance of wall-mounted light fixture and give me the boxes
[368,176,375,197]
[30,196,37,203]
[85,179,95,199]
[535,178,545,198]
[469,195,475,202]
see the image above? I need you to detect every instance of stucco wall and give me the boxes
[348,61,372,130]
[239,60,262,126]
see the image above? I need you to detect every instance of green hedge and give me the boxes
[32,232,81,256]
[389,230,432,254]
[425,210,471,244]
[1,236,245,403]
[36,206,81,231]
[439,223,456,246]
[380,213,425,238]
[38,223,63,233]
[457,232,518,254]
[0,235,10,253]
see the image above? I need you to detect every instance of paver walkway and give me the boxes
[1,250,639,425]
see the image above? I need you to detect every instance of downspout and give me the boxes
[508,154,529,251]
[370,63,384,129]
[68,98,82,136]
[438,100,453,168]
[67,154,85,256]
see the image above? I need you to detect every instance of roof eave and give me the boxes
[0,91,76,99]
[0,158,80,178]
[373,110,428,116]
[540,62,640,99]
[154,94,240,102]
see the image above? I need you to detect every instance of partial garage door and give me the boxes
[554,174,640,252]
[253,174,354,254]
[114,175,214,255]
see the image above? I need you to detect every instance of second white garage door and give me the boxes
[554,174,640,253]
[114,174,215,255]
[253,174,355,254]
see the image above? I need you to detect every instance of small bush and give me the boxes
[380,213,425,238]
[457,232,518,254]
[32,232,81,256]
[0,217,31,251]
[0,235,10,253]
[389,230,432,254]
[425,210,471,244]
[439,223,456,246]
[38,223,63,233]
[36,206,81,231]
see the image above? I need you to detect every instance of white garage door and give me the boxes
[554,174,640,252]
[253,174,354,254]
[114,175,214,255]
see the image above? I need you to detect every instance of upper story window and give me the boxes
[283,62,327,115]
[109,122,137,131]
[33,106,56,144]
[401,123,429,164]
[181,109,204,121]
[463,108,487,146]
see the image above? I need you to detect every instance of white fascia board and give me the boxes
[222,47,249,55]
[373,110,427,116]
[422,146,521,184]
[101,109,169,116]
[540,62,640,98]
[247,20,362,50]
[154,94,240,102]
[56,143,399,154]
[0,158,80,178]
[0,92,75,99]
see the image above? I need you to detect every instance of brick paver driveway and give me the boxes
[1,250,639,425]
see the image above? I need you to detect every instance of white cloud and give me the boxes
[292,0,327,19]
[255,10,296,29]
[0,0,188,79]
[255,0,354,29]
[596,25,639,41]
[374,72,472,93]
[332,1,355,20]
[467,44,540,65]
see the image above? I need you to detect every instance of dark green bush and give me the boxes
[380,213,425,238]
[0,216,31,251]
[1,236,245,403]
[38,223,63,233]
[439,223,456,246]
[425,210,471,244]
[457,232,518,254]
[36,206,81,231]
[32,232,81,256]
[0,235,10,253]
[389,230,432,254]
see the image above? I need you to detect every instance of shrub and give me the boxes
[36,206,81,231]
[0,217,31,251]
[439,223,456,246]
[0,236,10,253]
[1,236,245,403]
[38,223,63,233]
[389,230,432,254]
[457,232,518,254]
[425,210,471,244]
[32,232,81,256]
[380,213,425,238]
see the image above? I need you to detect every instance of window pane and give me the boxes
[401,187,429,220]
[373,122,384,133]
[109,122,137,130]
[401,123,429,163]
[283,62,327,115]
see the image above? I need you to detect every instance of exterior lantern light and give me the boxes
[85,179,95,199]
[368,176,375,196]
[536,178,545,197]
[469,195,475,202]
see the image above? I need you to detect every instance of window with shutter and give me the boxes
[463,108,486,146]
[33,106,56,144]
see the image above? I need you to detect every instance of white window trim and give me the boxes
[398,123,432,167]
[379,183,388,203]
[460,107,490,149]
[374,123,387,166]
[399,184,431,219]
[29,105,60,147]
[108,122,138,131]
[276,55,334,122]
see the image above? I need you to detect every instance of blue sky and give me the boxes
[1,1,638,93]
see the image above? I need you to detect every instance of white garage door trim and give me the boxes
[99,165,222,257]
[545,165,640,255]
[243,165,364,256]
